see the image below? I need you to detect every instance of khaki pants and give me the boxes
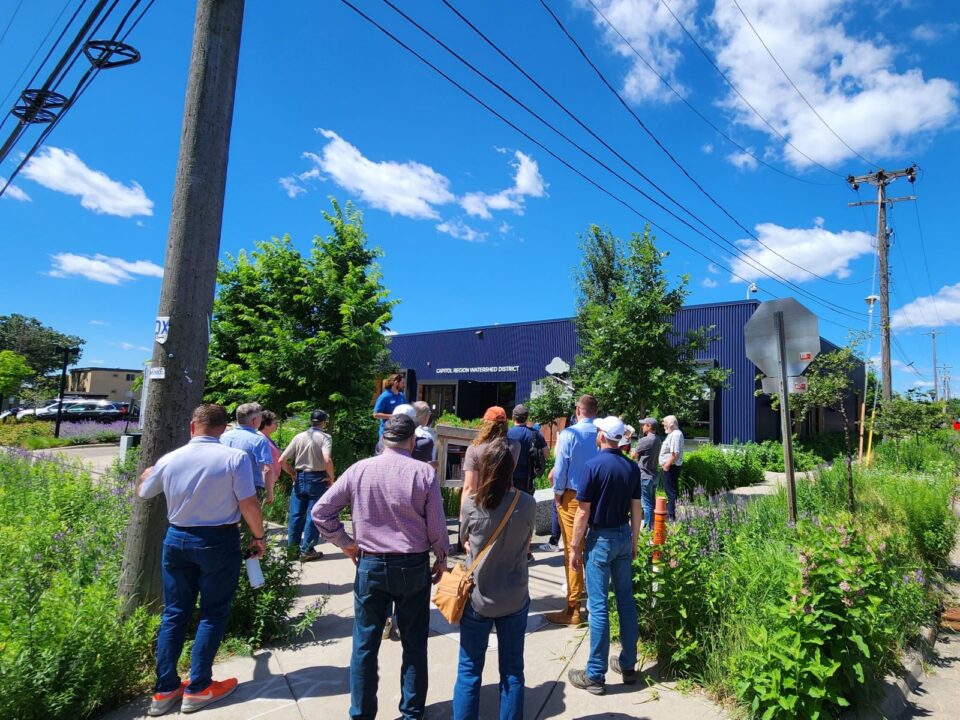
[557,489,584,608]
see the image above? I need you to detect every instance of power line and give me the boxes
[536,0,869,292]
[658,0,844,178]
[382,0,869,322]
[0,0,27,50]
[912,195,943,326]
[584,0,829,187]
[730,0,877,168]
[336,0,865,333]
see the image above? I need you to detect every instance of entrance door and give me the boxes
[421,384,456,418]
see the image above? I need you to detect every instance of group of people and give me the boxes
[138,386,686,719]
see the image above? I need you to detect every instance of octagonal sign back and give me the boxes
[743,298,820,379]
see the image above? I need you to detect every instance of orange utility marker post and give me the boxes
[652,496,667,563]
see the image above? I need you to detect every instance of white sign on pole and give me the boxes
[155,316,170,344]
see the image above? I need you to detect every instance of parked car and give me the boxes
[59,401,123,423]
[21,401,80,420]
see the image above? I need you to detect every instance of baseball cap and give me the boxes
[483,406,508,422]
[595,415,626,440]
[392,404,417,419]
[310,409,328,423]
[383,414,416,442]
[639,417,658,427]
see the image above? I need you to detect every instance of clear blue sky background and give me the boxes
[2,0,958,395]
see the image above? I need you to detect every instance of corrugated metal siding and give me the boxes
[389,301,765,443]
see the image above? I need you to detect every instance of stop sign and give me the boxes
[744,298,820,379]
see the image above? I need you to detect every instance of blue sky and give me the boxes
[2,0,958,395]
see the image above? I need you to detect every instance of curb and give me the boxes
[862,624,937,719]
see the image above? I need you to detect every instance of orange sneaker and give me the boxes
[148,680,188,716]
[181,678,238,713]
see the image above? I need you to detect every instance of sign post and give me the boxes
[744,298,821,525]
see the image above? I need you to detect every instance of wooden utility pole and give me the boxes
[118,0,245,613]
[847,167,917,403]
[922,331,942,401]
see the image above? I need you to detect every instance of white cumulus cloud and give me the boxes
[710,0,958,169]
[460,151,547,219]
[702,277,719,288]
[729,222,873,282]
[891,283,960,330]
[21,147,153,216]
[1,177,30,202]
[118,342,151,352]
[48,253,164,285]
[436,218,487,243]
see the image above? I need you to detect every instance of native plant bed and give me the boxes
[630,432,958,719]
[0,449,320,720]
[0,419,131,450]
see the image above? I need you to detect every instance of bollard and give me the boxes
[652,496,667,563]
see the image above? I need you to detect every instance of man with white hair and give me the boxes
[220,402,274,502]
[566,416,642,695]
[658,415,684,521]
[411,401,437,469]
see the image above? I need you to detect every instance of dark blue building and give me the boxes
[387,299,861,445]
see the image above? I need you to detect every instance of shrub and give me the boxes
[681,445,764,495]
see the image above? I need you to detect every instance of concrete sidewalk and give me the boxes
[102,533,728,720]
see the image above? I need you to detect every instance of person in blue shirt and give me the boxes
[567,416,642,695]
[373,373,407,435]
[506,404,547,495]
[220,402,274,502]
[546,394,599,626]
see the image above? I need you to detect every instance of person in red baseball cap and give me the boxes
[460,407,520,516]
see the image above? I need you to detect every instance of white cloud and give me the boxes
[701,143,714,154]
[729,222,873,282]
[304,129,455,219]
[910,23,959,43]
[891,282,960,330]
[436,218,487,243]
[382,329,398,336]
[460,151,547,219]
[278,176,306,198]
[727,149,759,171]
[710,0,958,169]
[48,253,164,285]
[707,263,720,274]
[89,320,108,325]
[498,221,512,235]
[21,147,153,216]
[702,277,719,288]
[580,0,697,103]
[911,379,935,388]
[118,342,151,352]
[1,177,30,202]
[89,359,105,365]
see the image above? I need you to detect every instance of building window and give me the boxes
[126,374,135,381]
[112,373,119,378]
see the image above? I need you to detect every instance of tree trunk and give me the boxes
[841,414,855,514]
[118,0,245,614]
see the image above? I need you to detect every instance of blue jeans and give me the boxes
[350,552,431,720]
[662,466,680,521]
[584,525,638,683]
[155,525,241,694]
[640,477,656,530]
[287,470,327,554]
[453,599,529,720]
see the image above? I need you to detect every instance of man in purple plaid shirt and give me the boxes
[312,414,449,720]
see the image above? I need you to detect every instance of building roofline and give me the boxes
[69,367,143,373]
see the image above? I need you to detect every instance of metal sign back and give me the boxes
[761,376,809,395]
[744,298,820,378]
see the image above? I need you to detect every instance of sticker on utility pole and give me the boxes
[155,316,170,344]
[148,366,166,380]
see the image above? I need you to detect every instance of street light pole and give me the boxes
[858,295,878,462]
[53,345,79,438]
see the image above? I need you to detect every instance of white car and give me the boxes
[18,401,80,420]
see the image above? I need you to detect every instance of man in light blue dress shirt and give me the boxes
[220,402,274,502]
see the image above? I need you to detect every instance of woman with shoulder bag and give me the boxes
[454,439,536,720]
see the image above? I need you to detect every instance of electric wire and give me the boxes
[381,0,870,322]
[730,0,877,168]
[584,0,829,187]
[912,196,944,326]
[536,0,869,292]
[658,0,845,178]
[0,0,27,50]
[336,0,864,334]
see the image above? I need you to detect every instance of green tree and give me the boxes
[526,376,574,434]
[206,200,395,466]
[572,225,727,424]
[874,393,943,469]
[0,351,33,399]
[768,339,862,512]
[0,314,84,376]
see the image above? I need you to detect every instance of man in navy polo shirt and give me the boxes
[372,373,407,435]
[567,416,642,695]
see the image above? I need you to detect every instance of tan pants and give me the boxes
[557,489,584,608]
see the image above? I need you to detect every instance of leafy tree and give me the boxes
[206,200,395,466]
[0,314,84,376]
[572,224,728,424]
[0,351,33,399]
[768,339,862,512]
[526,376,574,434]
[875,394,943,469]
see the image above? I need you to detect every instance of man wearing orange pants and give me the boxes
[546,394,599,626]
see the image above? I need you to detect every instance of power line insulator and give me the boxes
[12,89,68,124]
[83,40,141,69]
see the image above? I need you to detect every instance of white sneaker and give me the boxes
[539,542,559,552]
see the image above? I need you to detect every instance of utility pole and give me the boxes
[943,366,952,402]
[118,0,245,613]
[922,331,942,401]
[847,167,917,403]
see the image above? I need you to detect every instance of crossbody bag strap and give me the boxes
[466,489,521,575]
